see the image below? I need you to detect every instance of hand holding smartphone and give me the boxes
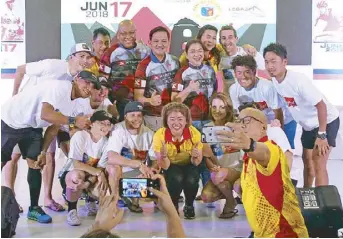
[119,178,160,199]
[201,126,232,143]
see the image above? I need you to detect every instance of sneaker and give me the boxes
[27,206,52,223]
[67,209,81,226]
[183,205,195,219]
[85,201,97,216]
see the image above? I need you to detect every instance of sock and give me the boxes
[27,168,42,208]
[67,201,77,212]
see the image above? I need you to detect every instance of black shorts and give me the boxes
[301,117,340,149]
[57,130,71,147]
[1,120,42,163]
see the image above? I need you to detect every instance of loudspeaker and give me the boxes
[296,185,343,238]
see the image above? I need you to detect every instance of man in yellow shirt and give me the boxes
[216,108,308,238]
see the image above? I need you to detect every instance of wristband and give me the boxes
[318,131,326,135]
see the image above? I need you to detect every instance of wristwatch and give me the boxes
[68,117,76,128]
[243,138,257,153]
[317,131,327,140]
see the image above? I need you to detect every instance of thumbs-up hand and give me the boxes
[191,142,201,159]
[149,90,162,106]
[160,141,168,160]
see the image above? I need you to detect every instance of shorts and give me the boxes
[1,120,42,163]
[284,120,297,149]
[57,130,71,146]
[301,117,340,149]
[144,115,163,132]
[123,169,141,178]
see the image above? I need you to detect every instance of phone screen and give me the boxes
[119,178,158,198]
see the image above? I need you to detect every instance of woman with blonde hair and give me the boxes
[152,102,202,219]
[201,92,242,219]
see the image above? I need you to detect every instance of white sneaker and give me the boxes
[67,209,81,226]
[85,201,97,216]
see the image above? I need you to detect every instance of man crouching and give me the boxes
[58,110,117,226]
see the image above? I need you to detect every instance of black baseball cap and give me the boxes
[124,101,144,115]
[76,70,101,90]
[90,110,116,124]
[99,76,112,89]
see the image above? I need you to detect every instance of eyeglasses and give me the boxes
[235,116,264,125]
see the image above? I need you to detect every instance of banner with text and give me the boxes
[1,0,26,79]
[61,0,276,59]
[312,0,343,80]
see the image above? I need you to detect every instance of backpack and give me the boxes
[1,186,20,238]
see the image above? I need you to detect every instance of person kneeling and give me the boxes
[58,111,116,226]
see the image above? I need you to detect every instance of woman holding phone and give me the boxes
[201,93,242,219]
[152,102,202,219]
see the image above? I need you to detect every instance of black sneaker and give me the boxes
[183,206,195,219]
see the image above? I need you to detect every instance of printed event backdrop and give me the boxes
[312,0,343,80]
[61,0,277,59]
[1,0,26,79]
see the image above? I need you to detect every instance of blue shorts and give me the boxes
[284,120,297,149]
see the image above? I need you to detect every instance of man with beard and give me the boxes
[101,20,150,121]
[219,25,267,95]
[134,26,180,132]
[106,101,156,213]
[1,70,100,223]
[4,43,93,213]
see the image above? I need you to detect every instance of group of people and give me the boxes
[1,19,340,238]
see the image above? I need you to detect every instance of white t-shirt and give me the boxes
[267,125,292,153]
[272,70,339,131]
[107,121,155,173]
[230,78,293,124]
[20,59,73,92]
[1,80,76,129]
[95,98,113,112]
[60,98,94,132]
[219,46,265,71]
[60,130,109,173]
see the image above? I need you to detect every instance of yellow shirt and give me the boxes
[241,137,308,238]
[179,43,224,73]
[152,126,203,164]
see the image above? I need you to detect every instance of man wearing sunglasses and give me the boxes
[216,108,308,238]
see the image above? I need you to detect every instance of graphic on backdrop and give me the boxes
[1,0,26,79]
[312,0,343,80]
[61,0,276,59]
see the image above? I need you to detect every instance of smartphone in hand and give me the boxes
[119,178,160,198]
[201,126,232,143]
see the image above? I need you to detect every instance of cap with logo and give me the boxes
[76,70,101,90]
[90,110,116,124]
[124,101,144,115]
[98,76,112,89]
[69,43,94,57]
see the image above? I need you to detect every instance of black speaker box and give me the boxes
[296,185,343,238]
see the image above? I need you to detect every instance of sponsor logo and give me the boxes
[193,0,221,21]
[228,5,266,18]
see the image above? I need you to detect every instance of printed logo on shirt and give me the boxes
[172,83,184,91]
[82,153,100,167]
[121,147,148,161]
[135,79,146,88]
[284,97,297,107]
[256,101,268,110]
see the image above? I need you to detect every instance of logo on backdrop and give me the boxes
[228,4,266,18]
[193,0,221,21]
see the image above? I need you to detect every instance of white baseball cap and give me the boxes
[69,43,94,56]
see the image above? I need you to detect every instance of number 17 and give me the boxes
[110,1,132,17]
